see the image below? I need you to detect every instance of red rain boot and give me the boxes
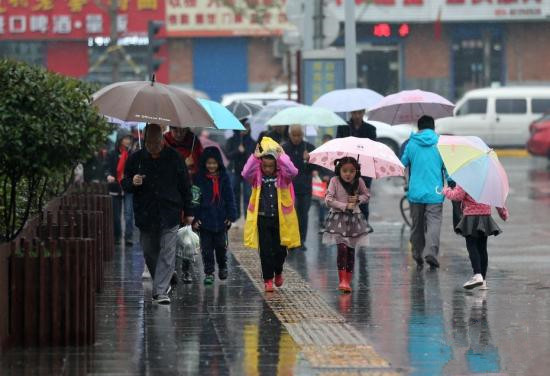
[274,273,284,287]
[264,279,274,292]
[344,271,353,293]
[338,270,349,292]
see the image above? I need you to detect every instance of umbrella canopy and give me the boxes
[367,89,455,125]
[312,88,383,112]
[198,99,245,131]
[438,135,509,207]
[92,79,215,128]
[266,105,346,127]
[309,137,405,179]
[225,101,262,120]
[249,99,302,139]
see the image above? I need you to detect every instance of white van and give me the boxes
[435,87,550,147]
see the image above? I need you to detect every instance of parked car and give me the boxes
[436,86,550,147]
[527,114,550,158]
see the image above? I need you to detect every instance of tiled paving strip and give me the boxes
[229,232,400,374]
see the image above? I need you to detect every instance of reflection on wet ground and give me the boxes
[1,156,550,375]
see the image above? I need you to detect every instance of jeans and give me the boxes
[258,216,287,280]
[231,172,252,219]
[140,225,178,296]
[465,235,488,278]
[295,193,312,246]
[410,203,443,260]
[200,229,228,275]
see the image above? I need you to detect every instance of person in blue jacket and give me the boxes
[192,147,238,284]
[401,115,450,269]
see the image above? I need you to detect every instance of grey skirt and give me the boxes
[455,215,502,237]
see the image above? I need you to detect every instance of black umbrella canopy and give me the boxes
[225,101,263,121]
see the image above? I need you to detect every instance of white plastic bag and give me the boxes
[176,225,200,262]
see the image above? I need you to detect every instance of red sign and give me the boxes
[0,0,164,40]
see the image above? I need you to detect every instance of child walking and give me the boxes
[242,137,300,292]
[323,157,370,293]
[442,185,508,289]
[193,147,238,284]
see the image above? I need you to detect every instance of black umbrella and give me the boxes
[225,101,262,121]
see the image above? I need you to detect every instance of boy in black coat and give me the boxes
[192,147,238,284]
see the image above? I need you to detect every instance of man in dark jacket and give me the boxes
[336,109,377,233]
[283,125,315,250]
[105,130,134,245]
[225,120,256,219]
[122,124,194,305]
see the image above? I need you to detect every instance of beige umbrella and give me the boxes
[92,77,215,128]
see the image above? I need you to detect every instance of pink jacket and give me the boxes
[241,153,298,189]
[325,176,370,214]
[442,186,509,220]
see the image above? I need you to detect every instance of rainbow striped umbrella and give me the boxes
[438,135,509,207]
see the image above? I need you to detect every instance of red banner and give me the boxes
[0,0,164,40]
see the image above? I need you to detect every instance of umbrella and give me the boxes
[367,89,455,125]
[438,135,509,207]
[309,137,405,179]
[225,101,262,120]
[249,99,302,138]
[92,77,215,128]
[198,99,245,131]
[199,136,229,167]
[266,105,346,127]
[312,88,383,112]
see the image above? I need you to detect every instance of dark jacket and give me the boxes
[194,147,238,232]
[104,133,132,195]
[225,131,256,175]
[262,127,288,145]
[336,120,377,140]
[164,131,203,177]
[121,146,193,231]
[282,140,315,196]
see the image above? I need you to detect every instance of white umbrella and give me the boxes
[266,106,346,127]
[312,88,383,112]
[249,99,302,139]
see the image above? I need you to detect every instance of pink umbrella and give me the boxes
[367,89,454,125]
[199,136,229,167]
[309,137,404,179]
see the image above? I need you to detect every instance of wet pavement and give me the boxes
[1,156,550,375]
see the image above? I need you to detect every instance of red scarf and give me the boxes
[116,146,129,183]
[206,174,220,203]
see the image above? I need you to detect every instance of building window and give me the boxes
[0,41,46,67]
[531,98,550,114]
[457,98,487,116]
[495,99,526,114]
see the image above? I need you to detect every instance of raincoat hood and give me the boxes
[410,129,439,147]
[199,146,227,174]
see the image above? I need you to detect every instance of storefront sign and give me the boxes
[166,0,292,36]
[302,59,345,105]
[0,0,163,40]
[328,0,549,22]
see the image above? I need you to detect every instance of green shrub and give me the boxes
[0,59,112,241]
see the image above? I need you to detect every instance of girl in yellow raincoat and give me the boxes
[241,137,300,292]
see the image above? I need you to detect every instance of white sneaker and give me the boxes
[479,281,489,290]
[463,274,484,289]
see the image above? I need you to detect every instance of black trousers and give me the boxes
[258,216,287,280]
[465,235,488,278]
[295,193,312,246]
[360,177,372,222]
[200,229,227,275]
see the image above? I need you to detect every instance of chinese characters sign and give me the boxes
[302,59,345,105]
[0,0,163,40]
[166,0,292,36]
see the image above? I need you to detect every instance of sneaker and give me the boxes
[170,271,178,286]
[479,281,489,290]
[166,285,172,295]
[412,254,424,267]
[182,271,193,284]
[463,274,484,290]
[425,255,440,269]
[274,273,284,287]
[218,268,228,280]
[153,294,170,305]
[264,279,274,292]
[204,274,214,285]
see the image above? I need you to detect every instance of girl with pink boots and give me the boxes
[322,157,370,293]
